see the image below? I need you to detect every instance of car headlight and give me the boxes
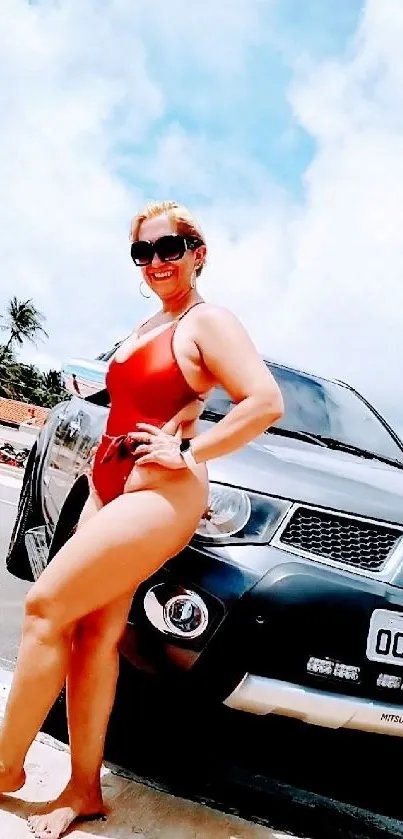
[193,483,291,545]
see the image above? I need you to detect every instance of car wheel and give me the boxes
[5,446,45,582]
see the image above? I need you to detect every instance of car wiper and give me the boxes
[201,413,403,468]
[312,435,403,469]
[201,414,326,445]
[265,427,327,447]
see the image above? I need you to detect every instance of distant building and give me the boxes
[0,398,50,429]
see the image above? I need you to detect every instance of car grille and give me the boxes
[278,506,403,572]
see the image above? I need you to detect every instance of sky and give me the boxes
[2,0,403,435]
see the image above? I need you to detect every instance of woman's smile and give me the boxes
[151,269,175,280]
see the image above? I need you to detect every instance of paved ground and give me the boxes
[2,460,403,838]
[0,672,289,839]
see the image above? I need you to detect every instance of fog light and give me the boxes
[377,673,402,689]
[307,657,333,676]
[144,587,209,639]
[164,594,209,638]
[333,663,360,681]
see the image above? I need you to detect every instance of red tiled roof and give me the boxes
[0,398,50,427]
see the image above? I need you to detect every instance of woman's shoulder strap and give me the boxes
[176,301,206,322]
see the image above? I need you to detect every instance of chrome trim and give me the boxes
[164,593,209,639]
[223,674,403,736]
[144,587,209,639]
[24,526,49,580]
[271,502,403,582]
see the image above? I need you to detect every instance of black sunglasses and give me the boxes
[130,233,203,266]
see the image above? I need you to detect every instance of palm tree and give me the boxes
[0,297,49,364]
[0,357,41,401]
[42,369,64,394]
[35,369,68,408]
[0,352,21,398]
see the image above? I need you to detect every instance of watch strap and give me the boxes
[180,439,197,468]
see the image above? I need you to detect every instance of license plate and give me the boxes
[366,609,403,666]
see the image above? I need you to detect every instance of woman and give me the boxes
[1,200,284,839]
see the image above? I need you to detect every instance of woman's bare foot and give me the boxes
[0,762,26,793]
[27,780,106,839]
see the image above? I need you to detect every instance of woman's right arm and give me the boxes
[188,306,284,464]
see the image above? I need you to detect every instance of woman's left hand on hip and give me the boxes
[128,423,186,470]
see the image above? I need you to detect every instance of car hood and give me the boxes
[203,423,403,526]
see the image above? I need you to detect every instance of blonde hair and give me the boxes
[130,200,207,277]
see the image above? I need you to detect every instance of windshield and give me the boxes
[205,363,403,464]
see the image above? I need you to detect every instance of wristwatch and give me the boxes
[180,438,198,469]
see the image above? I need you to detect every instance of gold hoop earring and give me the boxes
[139,281,151,299]
[190,271,196,289]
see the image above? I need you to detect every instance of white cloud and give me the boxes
[1,0,161,359]
[269,0,403,430]
[180,0,403,435]
[2,0,403,440]
[1,0,275,365]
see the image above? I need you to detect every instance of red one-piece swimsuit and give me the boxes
[91,302,204,505]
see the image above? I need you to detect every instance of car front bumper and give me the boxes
[224,673,403,736]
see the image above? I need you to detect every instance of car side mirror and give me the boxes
[61,358,107,399]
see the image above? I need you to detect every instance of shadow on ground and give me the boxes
[41,658,403,839]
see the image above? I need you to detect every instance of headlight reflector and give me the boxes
[196,485,251,539]
[194,483,291,544]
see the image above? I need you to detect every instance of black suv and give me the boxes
[6,349,403,739]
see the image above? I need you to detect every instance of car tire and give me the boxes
[5,445,44,582]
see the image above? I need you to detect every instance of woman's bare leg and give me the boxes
[0,492,103,789]
[0,618,73,792]
[68,593,133,786]
[28,492,133,837]
[56,404,203,804]
[27,593,133,839]
[0,467,207,821]
[67,489,109,787]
